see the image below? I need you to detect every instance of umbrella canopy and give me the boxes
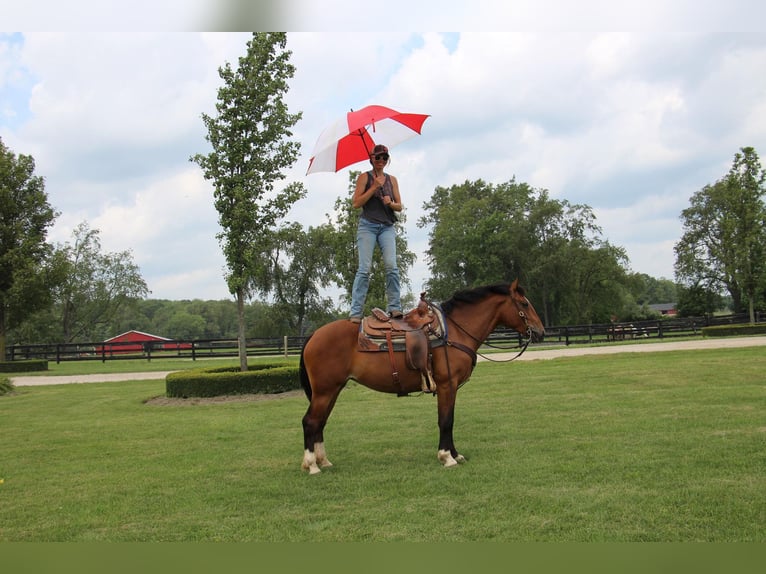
[307,105,430,175]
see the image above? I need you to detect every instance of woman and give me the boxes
[348,144,403,323]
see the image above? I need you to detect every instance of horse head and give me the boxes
[504,279,545,343]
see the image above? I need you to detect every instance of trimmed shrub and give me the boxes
[165,362,301,398]
[701,323,766,338]
[0,360,48,373]
[0,375,14,396]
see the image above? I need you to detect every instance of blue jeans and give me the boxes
[350,217,401,318]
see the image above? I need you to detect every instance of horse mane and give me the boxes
[440,283,519,316]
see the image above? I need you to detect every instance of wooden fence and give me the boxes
[5,312,763,364]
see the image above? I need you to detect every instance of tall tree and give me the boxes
[675,147,766,323]
[191,33,305,370]
[55,222,148,342]
[0,138,61,360]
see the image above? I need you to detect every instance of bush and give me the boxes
[701,323,766,338]
[165,362,301,398]
[0,376,14,396]
[0,360,48,373]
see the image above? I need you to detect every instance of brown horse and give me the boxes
[299,279,545,474]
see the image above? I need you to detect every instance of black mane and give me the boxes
[440,283,514,316]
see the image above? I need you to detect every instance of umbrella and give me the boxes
[306,104,430,175]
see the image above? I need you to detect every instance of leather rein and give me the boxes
[438,297,534,364]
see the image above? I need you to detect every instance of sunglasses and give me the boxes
[373,153,389,161]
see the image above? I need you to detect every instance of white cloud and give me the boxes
[3,28,766,304]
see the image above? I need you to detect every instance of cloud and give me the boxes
[2,29,766,303]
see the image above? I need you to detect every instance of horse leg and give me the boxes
[312,390,343,469]
[301,388,343,474]
[435,386,466,467]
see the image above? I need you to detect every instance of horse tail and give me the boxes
[299,334,313,401]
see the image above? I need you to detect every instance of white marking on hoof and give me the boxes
[455,454,466,464]
[315,442,333,468]
[302,449,322,474]
[438,449,458,467]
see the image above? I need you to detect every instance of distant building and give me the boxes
[95,330,188,354]
[649,303,678,316]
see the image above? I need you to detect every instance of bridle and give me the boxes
[442,296,534,363]
[416,294,534,395]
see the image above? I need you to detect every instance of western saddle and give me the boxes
[357,295,443,395]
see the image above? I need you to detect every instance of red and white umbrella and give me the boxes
[306,104,430,175]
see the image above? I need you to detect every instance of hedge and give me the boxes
[701,323,766,337]
[0,375,14,396]
[0,359,48,373]
[165,362,301,398]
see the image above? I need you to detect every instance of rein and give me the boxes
[441,303,534,364]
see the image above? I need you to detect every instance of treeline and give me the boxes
[5,173,685,346]
[11,274,678,346]
[7,133,762,351]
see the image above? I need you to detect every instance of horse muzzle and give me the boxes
[529,326,545,343]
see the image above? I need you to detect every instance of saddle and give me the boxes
[357,295,443,394]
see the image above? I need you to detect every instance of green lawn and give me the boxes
[1,346,764,541]
[5,355,292,377]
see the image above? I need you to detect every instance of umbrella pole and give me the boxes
[359,129,371,157]
[350,108,372,157]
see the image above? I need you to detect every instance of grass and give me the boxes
[0,346,764,541]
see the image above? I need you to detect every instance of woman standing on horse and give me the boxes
[348,144,404,323]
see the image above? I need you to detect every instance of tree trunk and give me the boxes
[236,288,248,372]
[0,305,6,362]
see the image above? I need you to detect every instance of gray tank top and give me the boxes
[361,171,396,225]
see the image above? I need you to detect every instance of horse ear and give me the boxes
[510,278,518,293]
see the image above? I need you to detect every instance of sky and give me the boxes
[3,1,766,305]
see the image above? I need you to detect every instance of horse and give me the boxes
[299,279,545,474]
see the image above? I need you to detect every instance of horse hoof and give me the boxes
[302,450,323,474]
[455,454,466,464]
[302,461,322,474]
[438,449,458,467]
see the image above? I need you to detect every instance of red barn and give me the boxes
[649,303,678,316]
[96,330,175,354]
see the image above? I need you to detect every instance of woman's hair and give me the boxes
[371,144,389,155]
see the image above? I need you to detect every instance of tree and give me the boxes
[0,138,61,360]
[55,222,148,342]
[556,240,630,324]
[618,273,678,320]
[269,222,339,336]
[417,178,627,325]
[676,284,724,317]
[675,147,766,323]
[191,33,305,371]
[165,310,207,340]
